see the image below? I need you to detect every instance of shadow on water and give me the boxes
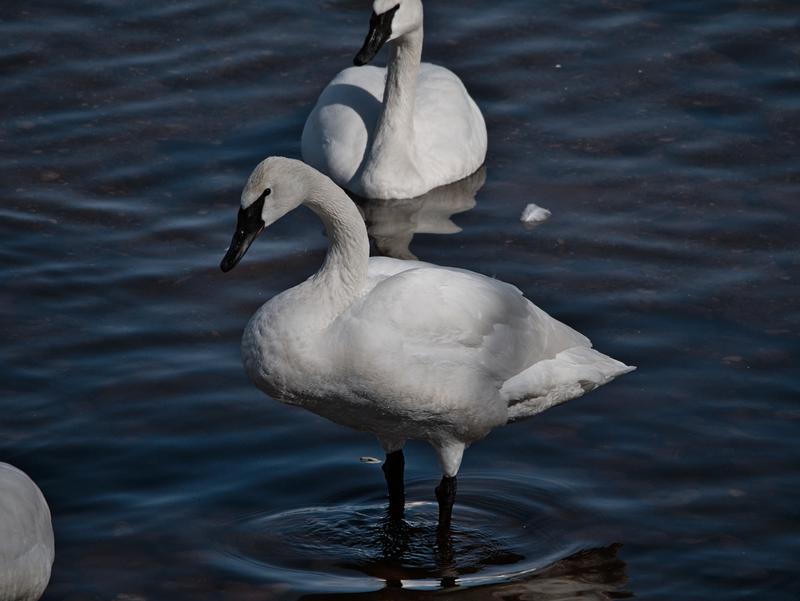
[351,167,487,260]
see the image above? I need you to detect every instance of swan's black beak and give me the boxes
[354,6,399,66]
[220,197,265,272]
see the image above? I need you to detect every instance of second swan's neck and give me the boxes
[366,28,423,173]
[302,176,370,317]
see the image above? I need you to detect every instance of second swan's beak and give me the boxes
[354,6,398,66]
[220,198,265,273]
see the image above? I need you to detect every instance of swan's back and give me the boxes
[0,464,54,601]
[361,265,634,422]
[359,260,589,376]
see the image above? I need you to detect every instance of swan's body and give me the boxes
[301,0,487,199]
[0,464,54,601]
[244,255,631,472]
[221,158,634,490]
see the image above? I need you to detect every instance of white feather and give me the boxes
[0,464,54,601]
[520,203,552,225]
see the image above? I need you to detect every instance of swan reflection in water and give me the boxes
[228,484,630,600]
[301,514,629,600]
[351,166,486,260]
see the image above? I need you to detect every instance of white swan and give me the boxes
[220,158,634,524]
[301,0,487,200]
[0,463,54,601]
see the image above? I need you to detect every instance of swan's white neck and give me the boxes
[364,28,423,184]
[302,176,370,318]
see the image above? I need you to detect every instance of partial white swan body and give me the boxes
[220,158,634,478]
[301,0,487,200]
[0,464,54,601]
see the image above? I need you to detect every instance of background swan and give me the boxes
[220,158,634,525]
[0,463,54,601]
[301,0,487,200]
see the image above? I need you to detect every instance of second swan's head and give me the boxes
[354,0,424,66]
[220,157,309,272]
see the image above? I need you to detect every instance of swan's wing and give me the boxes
[331,265,631,438]
[351,265,589,384]
[503,347,636,421]
[301,66,385,188]
[415,64,488,182]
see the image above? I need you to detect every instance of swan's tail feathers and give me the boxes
[502,347,635,423]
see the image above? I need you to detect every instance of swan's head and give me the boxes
[220,157,308,272]
[354,0,423,66]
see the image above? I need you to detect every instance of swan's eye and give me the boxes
[263,188,272,198]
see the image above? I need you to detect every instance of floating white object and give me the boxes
[360,456,382,464]
[220,157,635,481]
[0,463,54,601]
[302,0,487,200]
[520,203,552,225]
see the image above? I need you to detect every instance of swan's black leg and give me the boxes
[436,525,456,586]
[383,449,405,517]
[435,475,457,531]
[435,475,457,580]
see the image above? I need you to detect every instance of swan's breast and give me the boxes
[241,297,332,405]
[301,66,386,190]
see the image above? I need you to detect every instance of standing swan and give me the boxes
[301,0,487,199]
[220,158,634,526]
[0,463,54,601]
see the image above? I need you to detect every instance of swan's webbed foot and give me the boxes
[435,475,457,531]
[383,449,405,518]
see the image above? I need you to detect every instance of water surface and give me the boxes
[1,1,798,599]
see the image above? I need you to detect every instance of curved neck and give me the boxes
[302,176,370,315]
[367,28,423,171]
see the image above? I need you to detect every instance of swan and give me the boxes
[220,158,634,526]
[0,463,54,601]
[301,0,487,200]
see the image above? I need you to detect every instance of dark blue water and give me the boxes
[2,1,799,599]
